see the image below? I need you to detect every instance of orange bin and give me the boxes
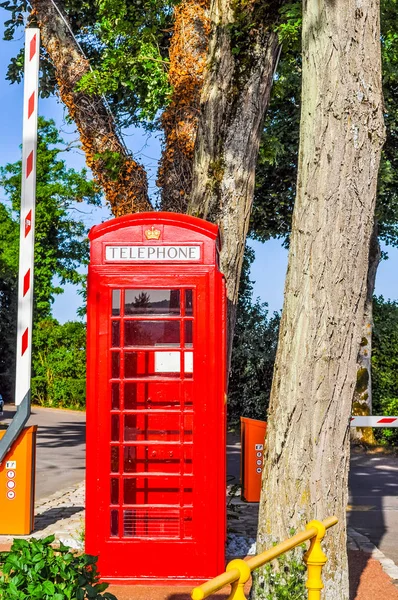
[0,425,37,535]
[240,417,267,502]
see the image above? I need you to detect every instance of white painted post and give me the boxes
[15,28,40,406]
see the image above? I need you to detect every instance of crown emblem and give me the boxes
[145,225,161,240]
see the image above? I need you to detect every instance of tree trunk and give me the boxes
[255,1,385,599]
[188,0,281,360]
[158,0,210,213]
[32,0,151,216]
[351,223,381,445]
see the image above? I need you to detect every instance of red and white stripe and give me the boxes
[15,29,40,406]
[350,416,398,428]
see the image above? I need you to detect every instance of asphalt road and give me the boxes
[348,451,398,565]
[2,405,86,500]
[2,408,398,567]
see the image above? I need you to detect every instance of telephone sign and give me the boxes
[85,213,226,584]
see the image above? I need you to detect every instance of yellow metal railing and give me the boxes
[191,516,338,600]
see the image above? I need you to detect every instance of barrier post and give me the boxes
[304,520,327,600]
[226,559,251,600]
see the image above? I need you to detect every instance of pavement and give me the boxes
[1,407,398,599]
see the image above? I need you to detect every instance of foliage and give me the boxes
[0,535,117,600]
[0,203,18,401]
[228,247,280,424]
[251,0,398,248]
[252,546,306,600]
[372,295,398,445]
[0,117,100,321]
[1,0,173,128]
[0,117,98,401]
[32,319,86,409]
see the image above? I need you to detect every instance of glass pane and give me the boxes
[184,381,193,406]
[125,289,180,315]
[124,509,134,537]
[124,478,136,504]
[112,321,120,347]
[125,352,138,378]
[124,352,182,378]
[185,290,193,316]
[124,413,180,442]
[124,508,177,537]
[111,383,120,410]
[111,352,120,378]
[111,446,119,473]
[111,478,119,505]
[124,446,137,473]
[112,290,121,316]
[124,414,138,441]
[125,321,180,347]
[123,445,182,475]
[125,382,180,410]
[111,415,120,442]
[183,509,193,538]
[184,321,193,347]
[124,383,137,409]
[184,352,193,374]
[123,508,181,538]
[184,446,193,474]
[184,414,193,442]
[124,477,187,505]
[110,510,119,537]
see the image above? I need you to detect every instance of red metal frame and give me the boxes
[86,213,226,584]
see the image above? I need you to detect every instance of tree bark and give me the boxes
[187,0,281,360]
[351,222,381,445]
[255,2,385,599]
[158,0,210,213]
[32,0,151,216]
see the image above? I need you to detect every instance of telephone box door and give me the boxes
[86,270,225,582]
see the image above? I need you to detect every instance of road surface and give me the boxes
[348,451,398,565]
[2,405,85,500]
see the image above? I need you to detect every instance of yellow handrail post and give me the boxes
[226,559,251,600]
[304,520,327,600]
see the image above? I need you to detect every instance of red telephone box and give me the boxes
[86,212,226,584]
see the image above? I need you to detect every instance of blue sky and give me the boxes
[1,15,398,322]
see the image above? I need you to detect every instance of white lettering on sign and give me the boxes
[255,444,263,451]
[6,461,16,469]
[105,245,201,262]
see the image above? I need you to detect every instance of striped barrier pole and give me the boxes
[350,416,398,427]
[0,28,40,463]
[15,28,40,407]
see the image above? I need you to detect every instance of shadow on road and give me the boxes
[34,506,84,532]
[347,449,396,599]
[35,422,85,448]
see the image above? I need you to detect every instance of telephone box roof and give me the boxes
[89,212,220,243]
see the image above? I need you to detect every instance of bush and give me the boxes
[372,296,398,445]
[0,535,117,600]
[32,319,87,410]
[228,246,280,425]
